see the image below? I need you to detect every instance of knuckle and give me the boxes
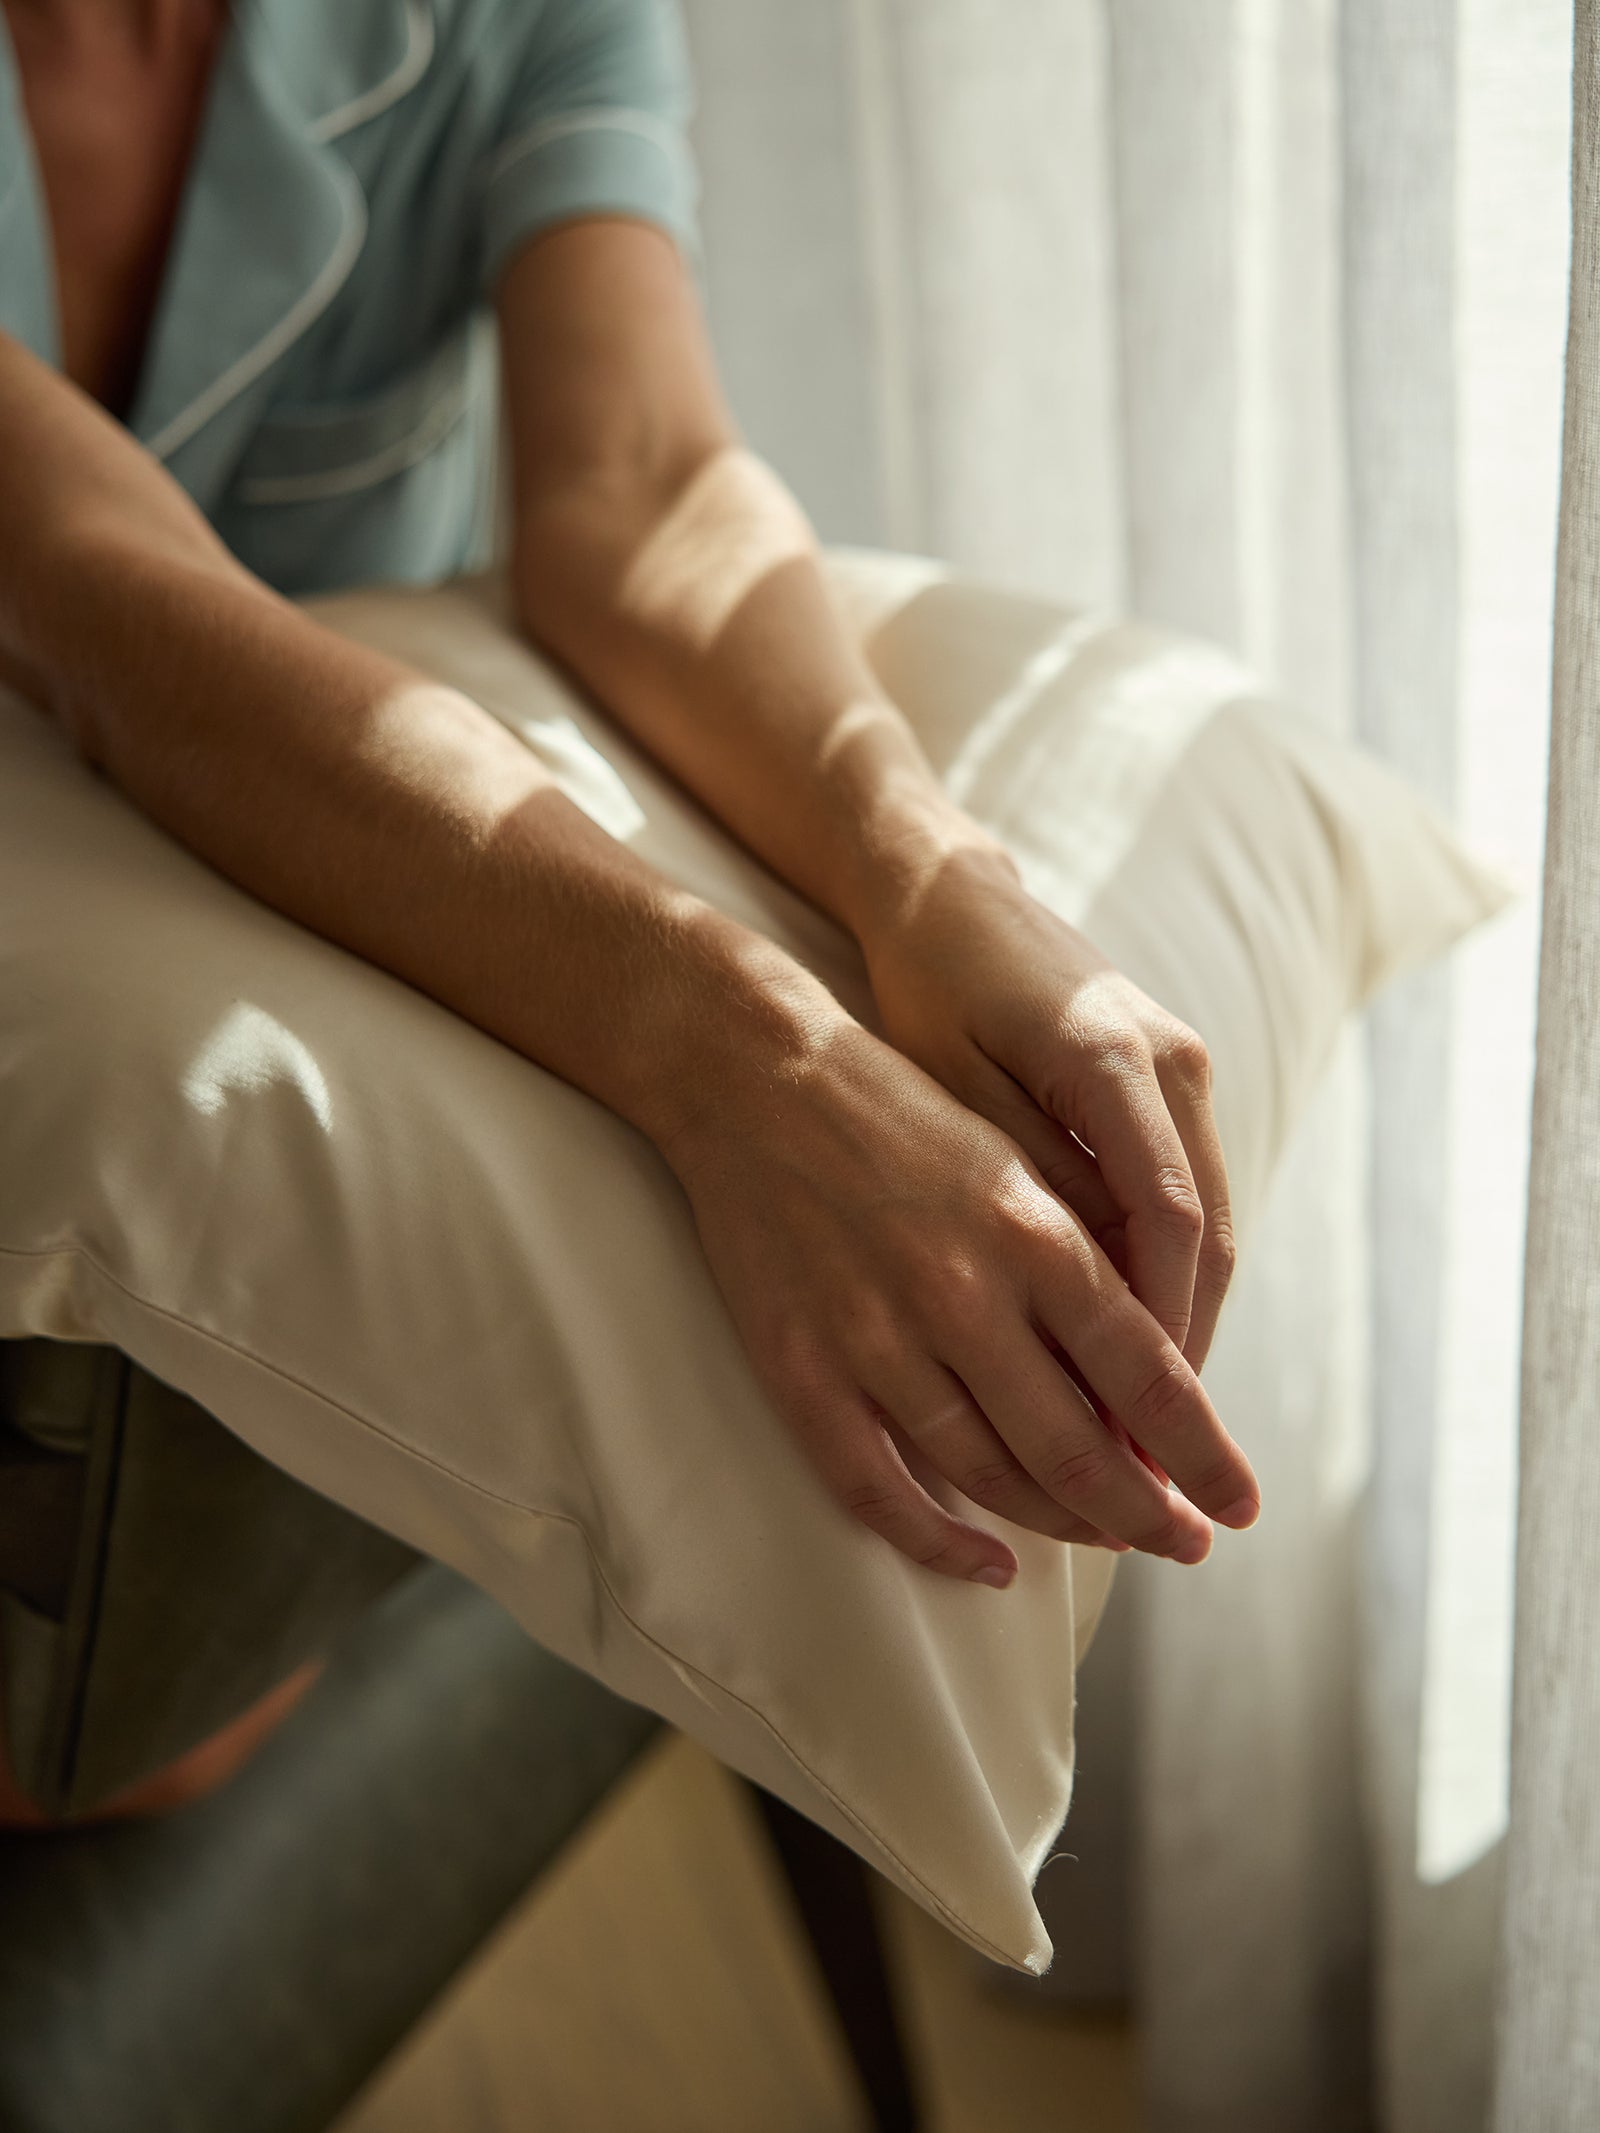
[921,1253,990,1331]
[1098,1027,1153,1082]
[1204,1221,1239,1292]
[990,1186,1057,1252]
[1137,1504,1192,1558]
[838,1474,904,1534]
[995,1188,1087,1274]
[1160,1020,1213,1087]
[913,1527,977,1578]
[1040,1440,1115,1505]
[1148,1171,1205,1239]
[958,1456,1026,1511]
[1127,1350,1197,1434]
[911,1532,977,1578]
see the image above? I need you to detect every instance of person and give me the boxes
[0,0,1256,1637]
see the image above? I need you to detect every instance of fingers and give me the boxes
[1069,1043,1204,1353]
[960,1050,1123,1242]
[867,1361,1130,1552]
[1153,1044,1237,1372]
[1028,1224,1259,1531]
[951,1314,1217,1561]
[1040,1325,1168,1485]
[780,1361,1023,1586]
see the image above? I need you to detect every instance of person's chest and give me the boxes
[3,0,226,420]
[0,0,503,590]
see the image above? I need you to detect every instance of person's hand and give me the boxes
[856,842,1237,1376]
[660,1008,1259,1589]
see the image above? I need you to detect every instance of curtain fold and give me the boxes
[1492,5,1600,2121]
[683,3,1581,2123]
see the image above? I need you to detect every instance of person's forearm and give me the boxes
[511,443,1013,946]
[0,338,842,1152]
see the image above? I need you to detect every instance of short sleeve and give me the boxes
[479,0,700,293]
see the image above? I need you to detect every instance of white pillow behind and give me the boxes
[0,553,1509,1973]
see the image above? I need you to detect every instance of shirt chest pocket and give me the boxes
[218,320,499,596]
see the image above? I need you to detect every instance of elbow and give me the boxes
[511,443,817,669]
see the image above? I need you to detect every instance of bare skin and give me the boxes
[0,0,1256,1814]
[1,0,225,418]
[0,1659,321,1824]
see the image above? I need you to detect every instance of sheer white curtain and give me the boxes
[683,2,1583,2126]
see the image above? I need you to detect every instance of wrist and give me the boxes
[611,908,856,1171]
[838,794,1021,954]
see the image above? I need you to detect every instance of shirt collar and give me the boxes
[0,2,433,496]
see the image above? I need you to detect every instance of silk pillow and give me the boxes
[0,552,1509,1972]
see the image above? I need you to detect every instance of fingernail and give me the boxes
[970,1564,1015,1589]
[1217,1495,1260,1529]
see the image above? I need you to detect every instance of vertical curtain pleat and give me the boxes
[1110,0,1249,648]
[682,0,891,544]
[1338,10,1488,2129]
[1492,4,1600,2121]
[838,0,1126,603]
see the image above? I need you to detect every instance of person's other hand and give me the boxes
[662,1014,1258,1589]
[858,844,1237,1377]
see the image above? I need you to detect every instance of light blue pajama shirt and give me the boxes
[0,0,700,593]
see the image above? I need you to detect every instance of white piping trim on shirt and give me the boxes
[145,170,369,462]
[234,372,471,503]
[309,0,435,144]
[483,105,685,188]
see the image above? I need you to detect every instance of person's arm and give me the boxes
[0,329,803,1159]
[499,219,1255,1555]
[1,321,1256,1587]
[500,220,1238,1374]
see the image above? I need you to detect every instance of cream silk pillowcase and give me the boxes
[0,552,1509,1974]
